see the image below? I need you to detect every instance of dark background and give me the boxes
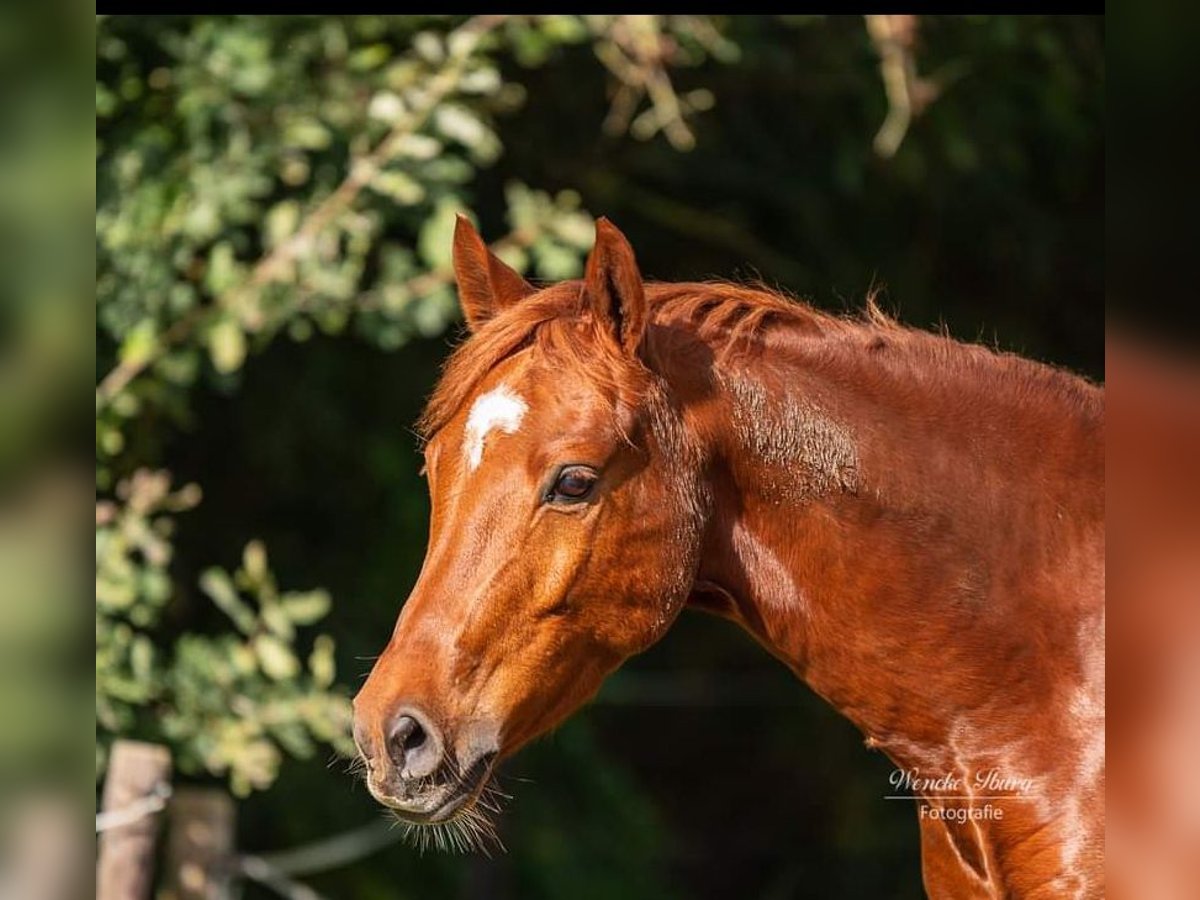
[153,16,1100,900]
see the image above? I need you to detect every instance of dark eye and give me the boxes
[547,465,597,504]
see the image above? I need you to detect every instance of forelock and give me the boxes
[417,282,652,442]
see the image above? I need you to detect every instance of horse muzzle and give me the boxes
[352,704,499,823]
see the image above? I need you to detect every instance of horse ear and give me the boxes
[582,218,647,356]
[453,215,535,331]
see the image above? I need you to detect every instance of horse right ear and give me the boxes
[453,215,536,331]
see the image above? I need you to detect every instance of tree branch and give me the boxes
[96,15,507,409]
[865,15,921,159]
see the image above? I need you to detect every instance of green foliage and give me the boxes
[96,470,352,795]
[93,15,610,798]
[95,15,726,802]
[96,16,614,489]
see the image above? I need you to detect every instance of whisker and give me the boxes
[343,755,369,780]
[390,767,508,856]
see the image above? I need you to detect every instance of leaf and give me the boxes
[200,568,256,635]
[284,117,332,150]
[434,104,487,146]
[446,29,479,59]
[413,287,456,337]
[348,43,391,71]
[271,720,316,759]
[254,634,300,681]
[261,602,295,641]
[417,198,461,270]
[130,635,155,681]
[494,244,527,273]
[281,590,332,625]
[421,156,473,184]
[118,319,158,368]
[533,240,583,280]
[242,540,268,584]
[229,739,280,796]
[504,180,539,232]
[97,574,136,610]
[434,104,500,162]
[553,211,596,249]
[309,635,336,689]
[412,31,444,64]
[367,91,406,124]
[231,643,257,676]
[393,133,441,160]
[541,15,589,44]
[265,200,300,248]
[204,242,241,295]
[207,318,246,374]
[370,170,425,205]
[140,568,171,605]
[460,66,501,94]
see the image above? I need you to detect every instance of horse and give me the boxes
[352,216,1105,896]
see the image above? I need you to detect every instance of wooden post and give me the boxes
[162,788,237,900]
[97,740,172,900]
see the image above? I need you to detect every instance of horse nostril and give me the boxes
[387,708,442,779]
[391,715,426,757]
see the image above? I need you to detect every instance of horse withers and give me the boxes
[352,217,1104,896]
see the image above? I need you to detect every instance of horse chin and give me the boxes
[370,751,497,825]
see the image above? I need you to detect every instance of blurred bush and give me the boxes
[94,12,728,813]
[95,16,609,491]
[100,16,552,796]
[96,470,353,795]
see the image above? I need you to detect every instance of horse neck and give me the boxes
[669,323,1105,773]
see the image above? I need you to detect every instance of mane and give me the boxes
[417,280,1096,440]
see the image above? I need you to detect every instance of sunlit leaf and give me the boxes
[309,635,336,689]
[417,197,461,270]
[118,319,158,368]
[254,634,300,681]
[207,318,246,374]
[200,568,256,635]
[282,590,332,625]
[370,170,425,205]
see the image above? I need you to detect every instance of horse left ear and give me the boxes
[582,218,647,357]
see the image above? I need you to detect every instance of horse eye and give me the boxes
[549,466,597,503]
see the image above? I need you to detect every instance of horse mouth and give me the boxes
[369,751,497,825]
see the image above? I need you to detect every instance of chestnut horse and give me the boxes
[353,217,1104,896]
